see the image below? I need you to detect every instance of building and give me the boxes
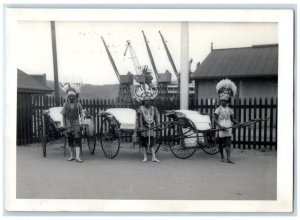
[18,69,53,94]
[166,80,195,95]
[192,44,278,100]
[17,69,53,145]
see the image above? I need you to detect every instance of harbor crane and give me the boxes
[142,30,172,95]
[124,39,156,87]
[101,36,134,103]
[158,31,194,98]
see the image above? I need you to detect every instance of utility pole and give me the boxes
[50,21,60,106]
[180,22,189,110]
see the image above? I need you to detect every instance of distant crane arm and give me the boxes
[142,31,159,81]
[101,36,121,82]
[159,30,180,82]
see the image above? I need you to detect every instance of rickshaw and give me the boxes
[165,109,267,159]
[98,107,267,160]
[41,107,97,157]
[99,108,161,159]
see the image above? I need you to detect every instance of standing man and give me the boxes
[137,93,160,162]
[214,79,239,164]
[60,83,84,162]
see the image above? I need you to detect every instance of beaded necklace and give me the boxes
[141,106,154,124]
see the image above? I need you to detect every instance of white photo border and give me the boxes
[4,8,294,212]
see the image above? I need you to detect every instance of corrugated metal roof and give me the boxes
[193,44,278,79]
[18,69,53,94]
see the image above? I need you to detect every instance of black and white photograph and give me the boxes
[3,7,294,213]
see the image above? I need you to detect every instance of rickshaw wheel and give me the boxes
[100,117,120,159]
[86,131,96,154]
[168,118,198,159]
[200,133,220,155]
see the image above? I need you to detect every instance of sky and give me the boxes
[17,21,278,85]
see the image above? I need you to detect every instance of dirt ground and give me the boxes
[16,142,277,200]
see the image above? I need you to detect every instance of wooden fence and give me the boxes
[17,94,277,150]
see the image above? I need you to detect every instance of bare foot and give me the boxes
[142,158,148,162]
[227,160,235,164]
[67,157,75,161]
[152,158,160,162]
[220,158,225,162]
[76,158,83,163]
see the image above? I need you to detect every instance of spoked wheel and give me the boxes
[200,132,220,155]
[86,131,96,155]
[100,117,120,159]
[168,118,198,159]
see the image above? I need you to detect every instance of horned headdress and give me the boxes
[216,79,237,101]
[59,82,83,97]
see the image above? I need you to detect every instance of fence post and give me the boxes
[258,98,263,150]
[253,98,257,150]
[275,98,278,150]
[270,98,274,151]
[232,98,237,148]
[248,98,252,149]
[264,98,268,151]
[237,98,242,149]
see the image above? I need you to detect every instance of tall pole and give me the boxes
[50,21,60,106]
[180,22,189,110]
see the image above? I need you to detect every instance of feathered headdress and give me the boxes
[216,79,237,100]
[134,84,158,102]
[59,82,83,97]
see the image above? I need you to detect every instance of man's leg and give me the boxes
[218,137,225,162]
[141,137,147,162]
[74,138,83,162]
[150,137,160,162]
[67,135,75,161]
[225,137,234,164]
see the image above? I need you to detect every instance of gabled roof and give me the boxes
[193,44,278,80]
[17,69,53,94]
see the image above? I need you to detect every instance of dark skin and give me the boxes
[214,99,239,163]
[138,99,160,162]
[139,99,159,131]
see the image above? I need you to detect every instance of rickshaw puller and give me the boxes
[137,95,160,162]
[214,79,240,164]
[60,83,84,162]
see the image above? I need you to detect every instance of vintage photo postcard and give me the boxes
[4,7,294,212]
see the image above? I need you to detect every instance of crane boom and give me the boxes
[159,31,180,82]
[124,40,142,75]
[101,36,120,82]
[142,31,159,81]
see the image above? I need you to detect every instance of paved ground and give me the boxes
[17,141,277,200]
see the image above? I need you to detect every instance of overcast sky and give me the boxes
[17,21,278,85]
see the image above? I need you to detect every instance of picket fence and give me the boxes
[17,94,277,150]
